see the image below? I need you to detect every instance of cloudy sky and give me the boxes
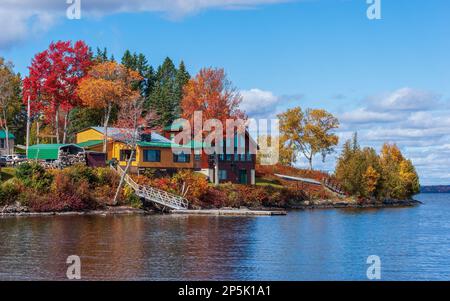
[1,0,449,184]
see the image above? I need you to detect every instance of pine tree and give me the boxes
[148,57,179,127]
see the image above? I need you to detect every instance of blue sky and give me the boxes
[1,0,450,184]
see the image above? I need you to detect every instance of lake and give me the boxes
[1,193,449,280]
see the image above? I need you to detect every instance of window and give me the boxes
[120,150,136,162]
[0,139,4,149]
[240,154,246,161]
[226,154,232,161]
[143,150,161,162]
[246,154,253,162]
[219,170,227,180]
[194,154,201,161]
[219,154,224,161]
[173,153,190,163]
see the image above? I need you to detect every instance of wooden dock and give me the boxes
[170,209,287,216]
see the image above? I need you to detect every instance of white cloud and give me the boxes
[340,108,399,124]
[0,0,292,48]
[240,88,301,118]
[240,88,279,117]
[368,87,440,112]
[336,87,450,185]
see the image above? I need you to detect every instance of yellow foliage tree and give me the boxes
[363,165,380,197]
[278,107,339,169]
[77,62,142,152]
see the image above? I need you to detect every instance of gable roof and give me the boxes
[90,126,172,144]
[76,140,103,148]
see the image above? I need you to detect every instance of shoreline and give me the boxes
[0,198,422,217]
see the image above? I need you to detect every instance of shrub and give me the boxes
[63,164,98,184]
[123,185,142,208]
[0,178,24,205]
[94,167,118,186]
[15,162,53,192]
[172,170,209,202]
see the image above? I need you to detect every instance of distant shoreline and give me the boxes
[420,186,450,193]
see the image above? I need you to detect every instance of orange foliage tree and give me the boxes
[181,67,246,185]
[77,61,142,152]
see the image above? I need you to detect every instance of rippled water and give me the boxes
[1,193,449,280]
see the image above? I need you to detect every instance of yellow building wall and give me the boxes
[76,128,104,144]
[111,141,194,169]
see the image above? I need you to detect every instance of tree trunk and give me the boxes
[55,106,60,144]
[103,103,112,154]
[2,109,9,155]
[62,111,69,144]
[5,126,10,155]
[214,153,219,186]
[112,149,135,206]
[308,156,313,170]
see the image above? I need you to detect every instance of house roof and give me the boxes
[27,144,84,160]
[0,130,15,139]
[90,127,173,144]
[76,140,103,148]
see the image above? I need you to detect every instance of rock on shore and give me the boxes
[289,197,421,209]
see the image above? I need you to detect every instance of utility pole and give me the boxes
[26,95,30,156]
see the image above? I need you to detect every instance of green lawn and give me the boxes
[255,177,284,189]
[0,167,16,182]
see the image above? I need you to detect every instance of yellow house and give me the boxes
[76,127,195,172]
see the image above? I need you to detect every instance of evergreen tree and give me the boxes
[94,47,108,63]
[148,57,179,127]
[121,51,155,99]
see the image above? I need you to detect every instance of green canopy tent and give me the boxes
[27,144,85,161]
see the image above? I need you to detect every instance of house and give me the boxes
[76,127,194,173]
[163,124,257,185]
[0,130,15,156]
[76,125,257,184]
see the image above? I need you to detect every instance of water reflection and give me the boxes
[1,193,450,280]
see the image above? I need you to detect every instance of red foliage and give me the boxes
[22,40,92,122]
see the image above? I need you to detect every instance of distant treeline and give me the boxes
[420,186,450,193]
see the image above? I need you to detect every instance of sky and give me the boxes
[1,0,449,185]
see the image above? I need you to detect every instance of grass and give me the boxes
[255,177,284,189]
[0,167,16,182]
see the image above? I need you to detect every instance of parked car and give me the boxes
[1,154,26,166]
[12,154,27,164]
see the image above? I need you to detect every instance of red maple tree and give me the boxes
[23,40,92,143]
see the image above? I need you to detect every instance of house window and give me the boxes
[195,154,201,161]
[219,170,227,180]
[120,150,136,162]
[240,154,246,161]
[0,139,4,149]
[246,154,253,162]
[143,150,161,162]
[173,152,190,163]
[226,154,232,161]
[219,154,224,161]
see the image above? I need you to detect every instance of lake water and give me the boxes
[1,193,449,280]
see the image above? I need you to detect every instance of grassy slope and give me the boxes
[0,167,15,182]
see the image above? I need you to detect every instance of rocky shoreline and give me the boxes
[288,198,422,209]
[1,198,422,217]
[0,204,149,217]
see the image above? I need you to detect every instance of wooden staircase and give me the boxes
[112,165,189,211]
[322,178,346,197]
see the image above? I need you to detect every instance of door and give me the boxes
[239,169,248,184]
